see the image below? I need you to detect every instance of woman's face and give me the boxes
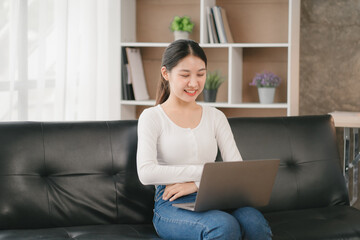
[162,55,206,104]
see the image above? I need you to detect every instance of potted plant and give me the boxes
[203,70,225,102]
[249,71,281,104]
[170,16,194,40]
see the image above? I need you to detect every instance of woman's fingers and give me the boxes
[163,184,178,201]
[163,182,197,201]
[169,192,182,202]
[165,188,183,201]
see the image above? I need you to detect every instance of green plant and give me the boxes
[170,16,194,33]
[205,71,225,90]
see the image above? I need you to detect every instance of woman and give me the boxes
[137,39,272,240]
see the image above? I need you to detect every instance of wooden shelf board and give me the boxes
[121,100,287,109]
[121,42,289,48]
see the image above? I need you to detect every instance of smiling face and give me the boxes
[161,55,206,104]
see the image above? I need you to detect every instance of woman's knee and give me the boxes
[233,207,266,222]
[154,210,241,240]
[202,211,241,240]
[232,207,272,240]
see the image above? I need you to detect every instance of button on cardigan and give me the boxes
[136,105,243,187]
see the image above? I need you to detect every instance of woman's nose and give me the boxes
[187,77,198,88]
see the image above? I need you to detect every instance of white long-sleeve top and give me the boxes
[136,105,243,187]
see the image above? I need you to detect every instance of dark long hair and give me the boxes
[155,39,207,105]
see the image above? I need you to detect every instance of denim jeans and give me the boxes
[153,185,272,240]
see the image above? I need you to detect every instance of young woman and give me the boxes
[137,39,272,240]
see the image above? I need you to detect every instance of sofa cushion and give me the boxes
[227,115,349,212]
[0,121,154,230]
[0,224,160,240]
[265,206,360,240]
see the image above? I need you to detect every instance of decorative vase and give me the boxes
[203,89,218,102]
[257,87,275,104]
[174,31,189,40]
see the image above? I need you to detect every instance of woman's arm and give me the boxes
[214,109,243,162]
[136,109,203,186]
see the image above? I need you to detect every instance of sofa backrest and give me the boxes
[227,114,349,212]
[0,121,154,230]
[0,115,350,230]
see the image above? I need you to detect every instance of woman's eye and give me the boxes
[197,74,205,77]
[180,75,189,78]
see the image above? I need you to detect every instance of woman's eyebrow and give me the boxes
[179,68,206,72]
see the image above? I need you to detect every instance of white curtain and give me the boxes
[0,0,120,121]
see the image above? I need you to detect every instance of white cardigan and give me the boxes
[136,105,242,187]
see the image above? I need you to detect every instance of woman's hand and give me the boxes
[163,182,198,202]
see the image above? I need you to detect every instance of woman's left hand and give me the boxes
[163,182,198,202]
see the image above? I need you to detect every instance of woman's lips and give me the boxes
[184,89,197,96]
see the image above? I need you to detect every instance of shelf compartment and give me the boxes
[216,0,289,44]
[240,47,288,104]
[135,0,201,43]
[137,47,166,101]
[199,47,229,103]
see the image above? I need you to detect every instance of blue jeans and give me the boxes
[153,185,272,240]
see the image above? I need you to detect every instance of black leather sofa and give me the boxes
[1,115,360,239]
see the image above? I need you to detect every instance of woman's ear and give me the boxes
[161,66,169,81]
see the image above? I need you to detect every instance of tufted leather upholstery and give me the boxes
[0,121,159,239]
[0,115,360,239]
[227,115,360,239]
[228,115,349,212]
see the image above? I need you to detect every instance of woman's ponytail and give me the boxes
[155,74,170,105]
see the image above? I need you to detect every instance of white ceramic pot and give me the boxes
[174,31,189,40]
[258,87,276,104]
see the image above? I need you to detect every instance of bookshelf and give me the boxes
[120,0,300,119]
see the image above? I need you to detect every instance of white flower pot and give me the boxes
[174,31,189,40]
[258,87,276,104]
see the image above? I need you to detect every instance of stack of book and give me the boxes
[206,6,234,44]
[121,47,149,101]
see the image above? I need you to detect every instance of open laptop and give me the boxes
[172,159,280,212]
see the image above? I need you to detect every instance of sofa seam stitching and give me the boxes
[281,118,300,203]
[41,122,51,222]
[106,121,119,221]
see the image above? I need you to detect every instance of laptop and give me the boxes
[172,159,280,212]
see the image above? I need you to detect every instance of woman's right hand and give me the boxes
[163,182,198,202]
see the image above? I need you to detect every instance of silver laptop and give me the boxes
[172,159,280,212]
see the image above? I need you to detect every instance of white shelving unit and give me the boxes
[120,0,300,120]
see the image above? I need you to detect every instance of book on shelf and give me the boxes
[125,47,150,101]
[206,6,234,44]
[220,7,234,43]
[126,64,135,100]
[210,7,220,43]
[212,6,227,43]
[206,6,218,43]
[121,48,135,100]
